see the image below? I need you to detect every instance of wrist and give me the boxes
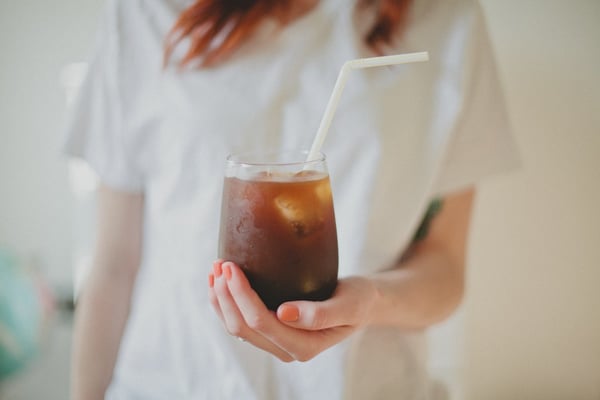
[360,275,383,328]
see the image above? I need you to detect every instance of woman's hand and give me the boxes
[208,260,379,362]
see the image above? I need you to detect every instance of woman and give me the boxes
[65,0,518,398]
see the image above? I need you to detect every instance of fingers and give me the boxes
[209,261,293,362]
[208,261,223,320]
[209,261,359,362]
[223,263,281,333]
[224,263,350,361]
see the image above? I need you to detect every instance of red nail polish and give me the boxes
[223,263,232,281]
[214,262,222,278]
[208,273,214,288]
[278,305,299,322]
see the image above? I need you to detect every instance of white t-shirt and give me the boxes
[64,0,518,398]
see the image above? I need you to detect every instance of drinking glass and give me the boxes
[218,150,338,310]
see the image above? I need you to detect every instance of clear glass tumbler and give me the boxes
[218,150,338,310]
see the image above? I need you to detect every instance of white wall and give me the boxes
[467,1,600,398]
[0,0,104,286]
[0,0,598,398]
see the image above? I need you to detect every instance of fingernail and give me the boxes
[278,304,299,322]
[223,263,232,281]
[208,273,214,288]
[214,262,222,278]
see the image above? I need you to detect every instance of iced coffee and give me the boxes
[218,152,338,310]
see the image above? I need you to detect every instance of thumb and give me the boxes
[276,297,349,331]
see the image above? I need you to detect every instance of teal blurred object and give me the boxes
[0,248,41,380]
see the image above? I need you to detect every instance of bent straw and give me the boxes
[307,52,429,162]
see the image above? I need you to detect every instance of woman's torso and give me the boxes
[105,0,477,398]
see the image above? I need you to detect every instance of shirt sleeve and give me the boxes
[62,0,144,192]
[432,1,520,196]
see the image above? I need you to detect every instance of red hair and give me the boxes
[165,0,413,68]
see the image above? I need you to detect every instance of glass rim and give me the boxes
[225,150,326,168]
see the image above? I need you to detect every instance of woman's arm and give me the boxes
[71,185,144,399]
[367,187,473,329]
[276,189,473,332]
[209,187,474,361]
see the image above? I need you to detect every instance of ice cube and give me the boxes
[301,277,318,294]
[315,180,332,203]
[274,196,302,221]
[274,195,323,238]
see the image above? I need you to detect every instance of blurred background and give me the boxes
[0,0,598,399]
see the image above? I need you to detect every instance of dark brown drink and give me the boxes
[218,163,338,310]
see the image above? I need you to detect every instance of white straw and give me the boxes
[307,52,429,162]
